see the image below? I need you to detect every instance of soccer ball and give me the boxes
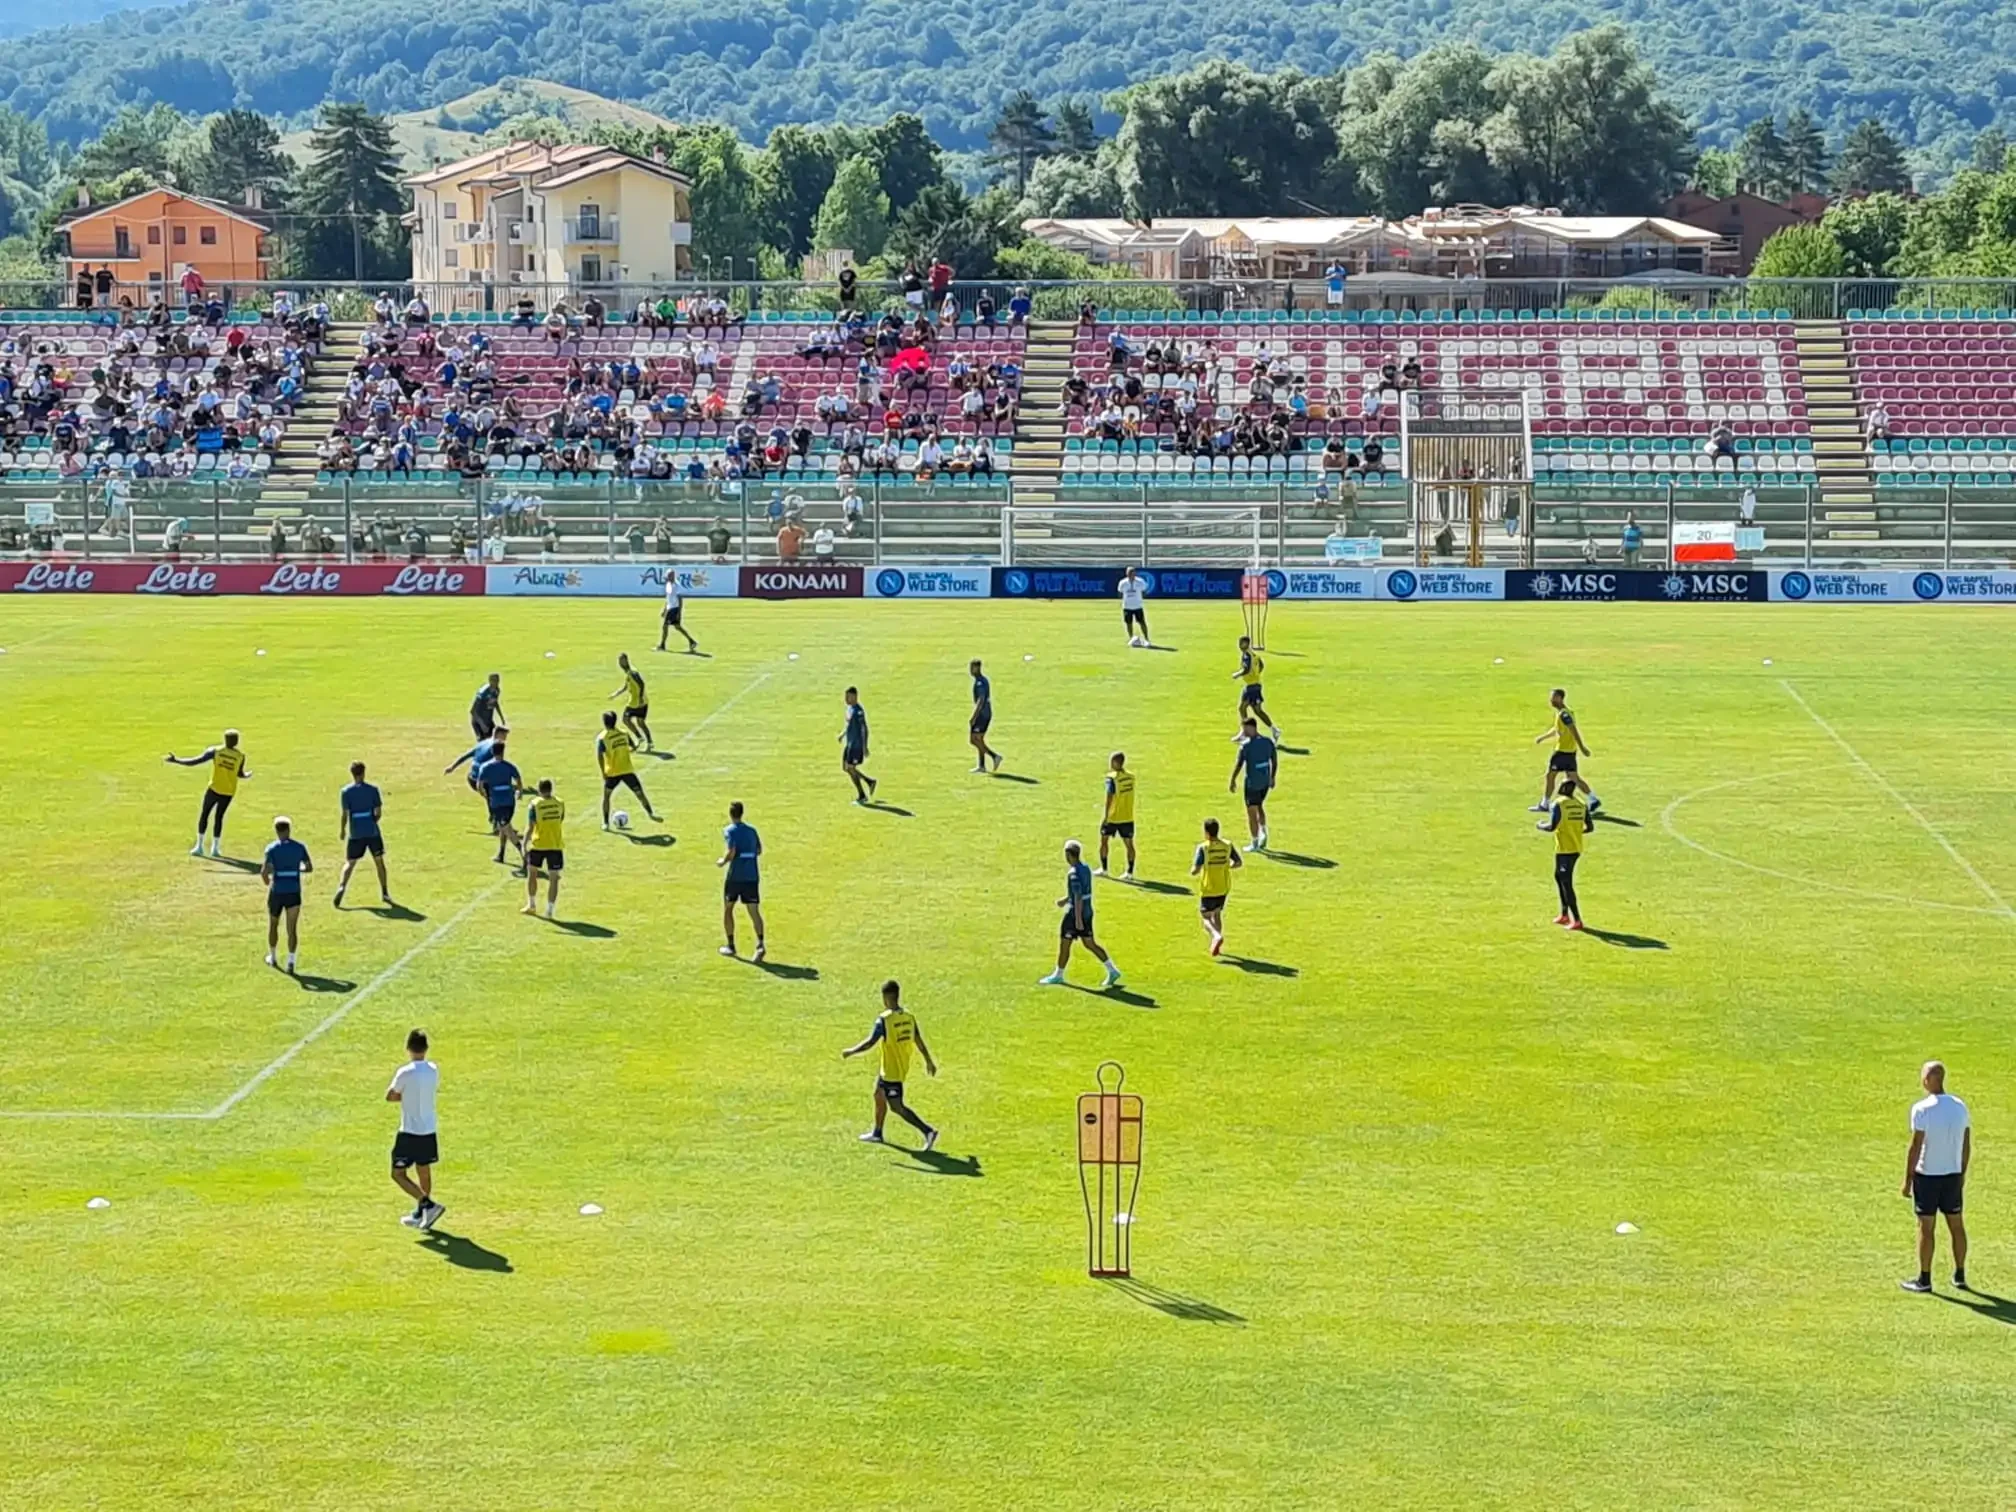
[612,810,631,830]
[1128,635,1146,648]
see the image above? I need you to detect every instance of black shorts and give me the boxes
[626,704,649,722]
[1241,683,1265,704]
[392,1130,439,1169]
[1199,893,1227,913]
[1123,606,1147,626]
[199,788,233,824]
[662,605,683,626]
[1061,910,1095,940]
[876,1077,906,1101]
[267,890,301,915]
[488,801,516,827]
[527,848,564,872]
[843,745,867,767]
[725,877,760,905]
[1243,786,1270,809]
[1913,1170,1964,1217]
[604,772,644,794]
[345,835,385,861]
[1101,821,1135,839]
[471,712,496,740]
[971,710,992,735]
[1549,751,1579,773]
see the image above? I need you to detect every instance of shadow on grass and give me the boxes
[754,960,820,981]
[896,1149,984,1178]
[1102,1277,1245,1323]
[1120,877,1191,897]
[1277,744,1312,757]
[293,973,357,993]
[1221,955,1299,977]
[643,750,679,761]
[1592,812,1643,828]
[1140,642,1178,653]
[1063,981,1158,1009]
[419,1230,513,1273]
[1262,850,1337,870]
[366,902,428,922]
[621,832,676,847]
[992,772,1040,785]
[210,856,261,874]
[862,800,915,817]
[548,919,617,938]
[1582,926,1668,950]
[1939,1289,2016,1326]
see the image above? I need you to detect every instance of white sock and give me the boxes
[285,952,297,970]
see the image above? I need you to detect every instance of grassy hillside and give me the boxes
[277,79,677,172]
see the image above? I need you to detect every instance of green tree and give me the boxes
[1113,60,1341,218]
[810,154,890,261]
[189,110,292,208]
[1832,120,1912,195]
[1820,192,1911,276]
[1335,45,1506,215]
[1017,150,1126,218]
[1052,100,1100,160]
[1896,169,1992,273]
[885,181,1014,278]
[665,125,765,273]
[1751,222,1846,277]
[0,108,54,239]
[289,103,406,281]
[1692,147,1738,199]
[1781,109,1830,194]
[1970,128,2010,176]
[72,104,192,186]
[1737,116,1790,198]
[861,114,944,214]
[986,90,1055,194]
[754,125,840,260]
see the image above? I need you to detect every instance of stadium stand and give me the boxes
[1848,312,2016,486]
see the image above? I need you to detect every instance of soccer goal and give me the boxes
[1001,504,1270,567]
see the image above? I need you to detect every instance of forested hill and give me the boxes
[3,0,2013,161]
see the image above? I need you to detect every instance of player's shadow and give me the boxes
[1140,642,1178,653]
[1939,1289,2016,1326]
[862,800,915,817]
[1064,982,1158,1009]
[1277,744,1312,757]
[367,902,427,922]
[896,1149,983,1177]
[1100,1277,1246,1324]
[293,973,357,993]
[1582,926,1668,950]
[1592,813,1643,828]
[548,919,618,938]
[753,960,820,981]
[1261,850,1337,869]
[1221,955,1298,977]
[1122,878,1191,897]
[418,1230,514,1273]
[991,772,1040,785]
[643,751,678,761]
[622,832,676,847]
[210,857,261,874]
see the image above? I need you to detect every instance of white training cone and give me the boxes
[1023,653,1034,661]
[1762,658,1773,665]
[787,652,799,660]
[255,649,266,656]
[86,1196,111,1210]
[545,650,556,659]
[1493,657,1505,664]
[1615,1221,1638,1235]
[579,1203,604,1217]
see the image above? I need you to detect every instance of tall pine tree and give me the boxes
[1831,120,1912,195]
[290,104,405,280]
[986,91,1055,193]
[1781,109,1830,195]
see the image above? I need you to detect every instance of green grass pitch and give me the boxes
[3,597,2015,1508]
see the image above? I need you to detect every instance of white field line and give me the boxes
[0,665,783,1122]
[1780,680,2016,920]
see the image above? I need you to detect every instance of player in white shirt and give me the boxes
[1118,566,1150,646]
[657,573,699,653]
[1900,1059,1971,1293]
[386,1028,445,1231]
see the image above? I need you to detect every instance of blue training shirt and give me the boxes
[972,673,991,708]
[477,757,520,803]
[724,822,762,881]
[1067,859,1094,910]
[341,781,382,840]
[265,837,309,890]
[1239,735,1277,788]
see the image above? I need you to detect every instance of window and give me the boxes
[147,225,162,245]
[443,201,458,220]
[199,226,216,246]
[444,249,459,269]
[172,226,186,246]
[581,255,602,283]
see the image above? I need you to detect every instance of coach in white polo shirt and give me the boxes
[1119,567,1149,647]
[1900,1059,1970,1293]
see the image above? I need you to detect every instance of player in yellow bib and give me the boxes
[1531,686,1600,813]
[165,728,249,857]
[841,979,939,1150]
[1538,775,1593,930]
[608,652,655,749]
[597,710,659,828]
[521,778,566,919]
[1189,816,1243,955]
[1096,751,1137,878]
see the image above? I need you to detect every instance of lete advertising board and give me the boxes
[990,566,1247,599]
[485,562,740,598]
[739,564,863,598]
[0,560,482,595]
[1770,569,2016,602]
[870,566,991,598]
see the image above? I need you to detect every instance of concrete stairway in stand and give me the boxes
[261,320,366,500]
[1794,320,1876,540]
[1008,320,1075,501]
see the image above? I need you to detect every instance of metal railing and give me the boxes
[8,478,2016,572]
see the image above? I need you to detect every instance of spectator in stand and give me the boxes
[812,521,837,559]
[838,264,858,310]
[180,266,205,306]
[1008,287,1032,328]
[74,269,92,309]
[1705,423,1735,465]
[928,257,952,305]
[901,263,925,312]
[94,266,115,308]
[404,293,430,327]
[512,294,537,329]
[938,289,959,329]
[582,293,606,330]
[1867,403,1892,442]
[1621,513,1643,567]
[777,513,806,562]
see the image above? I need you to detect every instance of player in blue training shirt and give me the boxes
[333,759,391,908]
[1229,716,1277,852]
[469,672,505,740]
[444,725,510,811]
[716,800,766,960]
[968,658,1002,773]
[260,815,313,973]
[473,738,526,866]
[841,686,877,803]
[1039,839,1122,988]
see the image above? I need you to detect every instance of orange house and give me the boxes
[61,188,273,302]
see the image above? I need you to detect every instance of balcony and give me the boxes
[507,221,534,246]
[569,217,619,244]
[670,223,691,248]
